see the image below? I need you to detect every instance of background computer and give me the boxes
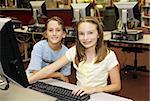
[111,1,143,41]
[71,3,90,22]
[27,1,47,32]
[30,1,47,25]
[0,18,29,88]
[114,1,137,32]
[17,0,31,8]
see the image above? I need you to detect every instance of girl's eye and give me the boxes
[48,29,53,32]
[88,31,93,34]
[78,32,84,35]
[56,29,61,32]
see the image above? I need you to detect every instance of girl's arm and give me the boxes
[96,65,121,93]
[28,55,69,83]
[73,65,121,95]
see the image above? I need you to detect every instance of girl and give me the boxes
[26,16,71,82]
[28,16,121,95]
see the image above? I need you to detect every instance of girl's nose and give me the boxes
[83,34,88,40]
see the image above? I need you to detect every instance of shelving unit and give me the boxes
[141,5,150,29]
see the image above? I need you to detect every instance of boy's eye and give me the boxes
[48,29,61,32]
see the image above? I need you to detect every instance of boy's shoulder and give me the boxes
[34,40,47,45]
[36,40,47,44]
[61,44,69,50]
[33,40,48,48]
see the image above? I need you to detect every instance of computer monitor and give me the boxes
[0,18,29,88]
[71,3,90,22]
[17,0,31,8]
[30,1,47,25]
[114,1,137,32]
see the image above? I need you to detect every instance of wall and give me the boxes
[0,8,73,26]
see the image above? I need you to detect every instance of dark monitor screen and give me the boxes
[30,1,47,20]
[71,3,90,22]
[0,18,29,88]
[41,1,47,17]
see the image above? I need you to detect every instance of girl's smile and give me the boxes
[78,22,99,49]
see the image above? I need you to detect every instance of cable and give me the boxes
[123,23,127,34]
[116,19,123,31]
[31,32,45,44]
[94,6,104,27]
[0,76,9,90]
[16,34,31,43]
[31,32,36,43]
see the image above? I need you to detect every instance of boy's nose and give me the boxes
[53,31,57,35]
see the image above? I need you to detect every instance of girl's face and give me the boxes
[78,22,99,49]
[45,20,65,44]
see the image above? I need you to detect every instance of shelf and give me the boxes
[143,26,150,29]
[142,5,150,8]
[141,4,150,29]
[142,16,150,19]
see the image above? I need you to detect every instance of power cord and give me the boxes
[0,76,9,90]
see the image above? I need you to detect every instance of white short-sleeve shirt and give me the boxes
[65,46,119,87]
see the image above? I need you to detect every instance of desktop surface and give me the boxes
[104,31,150,45]
[0,79,133,101]
[0,82,57,101]
[111,30,143,41]
[39,79,133,101]
[29,81,90,101]
[15,27,150,45]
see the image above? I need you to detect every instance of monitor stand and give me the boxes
[27,9,45,33]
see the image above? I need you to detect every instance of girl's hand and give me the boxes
[72,87,96,96]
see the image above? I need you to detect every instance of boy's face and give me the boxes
[45,20,65,44]
[78,22,99,49]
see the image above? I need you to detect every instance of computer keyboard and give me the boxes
[29,81,90,101]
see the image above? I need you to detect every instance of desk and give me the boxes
[42,79,133,101]
[14,28,150,45]
[103,31,150,45]
[0,79,133,101]
[104,32,150,77]
[103,32,150,52]
[0,83,57,101]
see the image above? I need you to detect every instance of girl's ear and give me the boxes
[44,34,48,38]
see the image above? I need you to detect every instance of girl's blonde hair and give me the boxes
[75,16,109,66]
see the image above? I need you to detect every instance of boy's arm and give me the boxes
[28,55,69,84]
[32,70,69,83]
